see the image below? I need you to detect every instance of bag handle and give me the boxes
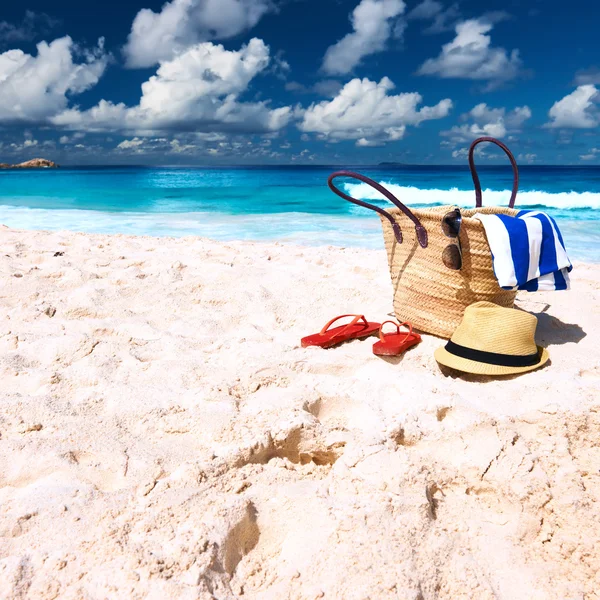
[328,170,428,248]
[469,137,519,208]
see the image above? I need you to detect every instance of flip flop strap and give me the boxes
[320,314,367,338]
[379,320,413,343]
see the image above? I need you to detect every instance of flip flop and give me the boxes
[301,315,381,349]
[372,321,422,356]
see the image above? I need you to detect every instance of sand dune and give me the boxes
[0,226,599,599]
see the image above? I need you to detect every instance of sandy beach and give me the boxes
[0,224,599,599]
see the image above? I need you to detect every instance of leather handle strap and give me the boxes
[328,170,428,248]
[468,137,519,208]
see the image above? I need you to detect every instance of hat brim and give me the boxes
[434,345,549,376]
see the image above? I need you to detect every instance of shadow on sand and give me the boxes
[533,312,587,346]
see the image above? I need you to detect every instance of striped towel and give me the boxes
[474,210,572,291]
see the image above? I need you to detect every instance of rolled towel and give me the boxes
[474,210,572,292]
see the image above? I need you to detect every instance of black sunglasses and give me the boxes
[441,208,462,270]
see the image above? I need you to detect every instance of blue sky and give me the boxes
[0,0,599,165]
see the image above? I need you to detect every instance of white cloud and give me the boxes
[417,19,522,89]
[291,148,316,161]
[299,76,452,146]
[545,85,599,129]
[451,147,468,159]
[322,0,406,75]
[580,148,599,161]
[51,38,293,135]
[356,137,385,147]
[124,0,274,68]
[440,103,531,144]
[114,136,199,155]
[11,138,38,150]
[518,153,537,164]
[170,139,197,154]
[451,146,499,161]
[58,132,85,144]
[117,137,145,150]
[113,134,287,160]
[0,36,108,123]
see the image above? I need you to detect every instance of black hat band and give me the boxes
[445,341,541,368]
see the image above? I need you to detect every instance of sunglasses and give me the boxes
[441,208,462,270]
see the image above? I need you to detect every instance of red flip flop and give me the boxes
[372,321,421,356]
[301,315,381,349]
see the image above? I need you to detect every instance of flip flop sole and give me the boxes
[302,322,381,348]
[373,334,421,356]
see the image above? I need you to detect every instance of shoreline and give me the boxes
[0,218,599,264]
[1,226,599,598]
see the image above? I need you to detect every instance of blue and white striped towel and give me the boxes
[474,210,572,291]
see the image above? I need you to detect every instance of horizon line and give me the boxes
[8,163,598,169]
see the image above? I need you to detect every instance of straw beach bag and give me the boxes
[328,137,521,339]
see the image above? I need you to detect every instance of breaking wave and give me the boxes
[343,183,600,210]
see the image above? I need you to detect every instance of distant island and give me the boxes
[0,158,59,169]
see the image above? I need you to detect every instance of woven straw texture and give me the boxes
[434,301,549,375]
[380,205,519,339]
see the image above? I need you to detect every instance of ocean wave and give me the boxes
[0,205,383,247]
[343,183,600,210]
[1,203,598,261]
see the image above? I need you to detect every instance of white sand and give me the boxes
[0,225,599,599]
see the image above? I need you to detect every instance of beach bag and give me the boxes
[328,137,520,339]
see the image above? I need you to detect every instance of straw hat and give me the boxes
[434,301,549,375]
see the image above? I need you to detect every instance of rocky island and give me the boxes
[0,158,58,169]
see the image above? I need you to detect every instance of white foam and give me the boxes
[343,183,600,210]
[1,203,598,261]
[0,206,385,249]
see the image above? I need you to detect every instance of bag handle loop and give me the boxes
[468,137,519,208]
[328,171,428,248]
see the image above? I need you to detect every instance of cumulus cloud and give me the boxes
[124,0,274,68]
[113,134,286,160]
[545,85,599,129]
[417,19,522,89]
[518,153,537,164]
[58,132,85,144]
[52,38,293,135]
[299,76,452,146]
[580,147,599,161]
[0,36,108,124]
[117,137,146,150]
[441,103,531,143]
[322,0,406,76]
[451,146,500,161]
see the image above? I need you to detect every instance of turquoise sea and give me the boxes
[0,165,599,262]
